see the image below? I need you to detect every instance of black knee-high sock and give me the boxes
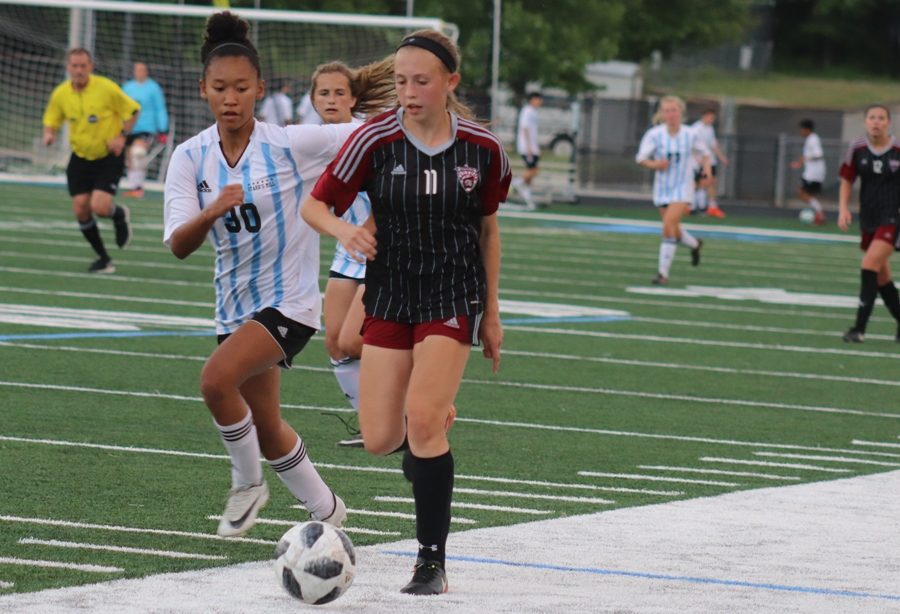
[404,450,453,567]
[79,218,109,260]
[878,281,900,322]
[854,269,879,332]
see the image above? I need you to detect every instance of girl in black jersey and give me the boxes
[302,29,509,596]
[838,104,900,342]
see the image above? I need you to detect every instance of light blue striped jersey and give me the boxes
[329,192,371,280]
[636,124,710,206]
[163,120,356,333]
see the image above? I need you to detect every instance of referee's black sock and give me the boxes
[109,204,126,222]
[878,280,900,322]
[854,269,879,333]
[406,449,453,567]
[79,218,110,261]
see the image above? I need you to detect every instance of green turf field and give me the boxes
[1,183,898,595]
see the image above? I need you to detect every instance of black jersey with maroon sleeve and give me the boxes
[312,108,511,323]
[839,136,900,231]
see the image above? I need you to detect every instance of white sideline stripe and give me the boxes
[0,285,211,308]
[506,325,900,361]
[0,266,203,288]
[0,250,209,273]
[0,235,198,258]
[0,515,273,546]
[637,465,801,481]
[2,389,893,461]
[700,457,854,473]
[754,452,900,468]
[373,496,552,515]
[0,303,212,329]
[852,439,900,449]
[577,471,739,487]
[0,435,641,496]
[0,581,13,589]
[504,349,900,388]
[474,378,900,420]
[452,487,614,505]
[0,557,122,573]
[18,538,227,561]
[205,516,401,536]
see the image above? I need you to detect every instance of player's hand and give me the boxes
[837,209,852,232]
[157,133,168,144]
[656,159,669,170]
[107,134,126,156]
[480,312,503,374]
[43,133,55,147]
[211,184,245,217]
[337,223,377,262]
[789,160,802,169]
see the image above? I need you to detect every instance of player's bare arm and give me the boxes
[479,214,502,373]
[301,195,377,262]
[168,183,244,259]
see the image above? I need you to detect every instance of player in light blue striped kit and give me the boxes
[636,95,712,285]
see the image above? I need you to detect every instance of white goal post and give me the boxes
[0,0,457,185]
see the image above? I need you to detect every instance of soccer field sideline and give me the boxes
[2,468,898,613]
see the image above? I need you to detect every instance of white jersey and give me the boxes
[516,104,540,156]
[164,120,356,334]
[329,192,371,280]
[803,132,826,182]
[636,124,710,206]
[690,120,719,166]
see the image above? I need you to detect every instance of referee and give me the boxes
[42,48,140,273]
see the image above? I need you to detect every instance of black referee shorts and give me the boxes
[66,152,125,197]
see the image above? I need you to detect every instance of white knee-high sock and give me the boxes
[214,413,263,489]
[659,238,677,278]
[694,188,707,212]
[331,357,360,411]
[679,229,699,249]
[269,437,335,520]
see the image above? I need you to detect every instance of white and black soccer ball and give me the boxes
[798,208,816,224]
[273,521,356,605]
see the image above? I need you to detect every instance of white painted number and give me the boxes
[424,169,438,195]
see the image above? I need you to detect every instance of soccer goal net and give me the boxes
[0,0,456,184]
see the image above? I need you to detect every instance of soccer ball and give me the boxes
[798,208,816,224]
[273,521,356,605]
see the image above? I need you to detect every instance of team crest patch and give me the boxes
[455,165,479,193]
[890,159,900,172]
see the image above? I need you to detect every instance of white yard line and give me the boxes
[0,557,122,574]
[577,471,739,487]
[754,452,900,468]
[18,538,227,561]
[852,439,900,449]
[0,581,13,589]
[205,516,400,536]
[291,509,479,525]
[700,457,852,473]
[452,487,614,505]
[373,497,552,515]
[637,465,801,481]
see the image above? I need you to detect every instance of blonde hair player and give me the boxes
[163,11,392,538]
[302,29,509,595]
[636,95,712,285]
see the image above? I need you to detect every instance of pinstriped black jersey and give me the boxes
[839,136,900,231]
[312,108,511,323]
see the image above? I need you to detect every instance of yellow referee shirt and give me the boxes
[42,75,141,161]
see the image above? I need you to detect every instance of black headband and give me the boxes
[397,36,456,73]
[209,42,256,58]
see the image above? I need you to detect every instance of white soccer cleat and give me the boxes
[217,481,269,537]
[312,493,347,529]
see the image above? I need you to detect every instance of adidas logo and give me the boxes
[391,164,406,175]
[277,326,288,338]
[197,180,212,193]
[443,316,460,330]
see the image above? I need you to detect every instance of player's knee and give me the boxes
[337,333,362,360]
[199,364,233,405]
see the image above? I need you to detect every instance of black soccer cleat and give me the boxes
[691,239,703,266]
[896,325,900,343]
[842,328,864,343]
[113,204,133,249]
[651,273,668,286]
[88,257,115,274]
[400,558,448,596]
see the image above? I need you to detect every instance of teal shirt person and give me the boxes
[122,75,168,136]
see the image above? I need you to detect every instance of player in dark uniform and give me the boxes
[302,29,508,596]
[837,104,900,342]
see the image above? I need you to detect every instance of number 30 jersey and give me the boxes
[164,120,356,333]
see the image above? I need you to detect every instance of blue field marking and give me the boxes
[0,330,214,342]
[382,550,900,602]
[501,315,630,325]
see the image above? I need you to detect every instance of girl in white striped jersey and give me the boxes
[162,12,392,538]
[636,95,712,284]
[313,62,374,447]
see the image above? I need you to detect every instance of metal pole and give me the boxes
[774,132,787,208]
[406,0,413,18]
[490,0,501,124]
